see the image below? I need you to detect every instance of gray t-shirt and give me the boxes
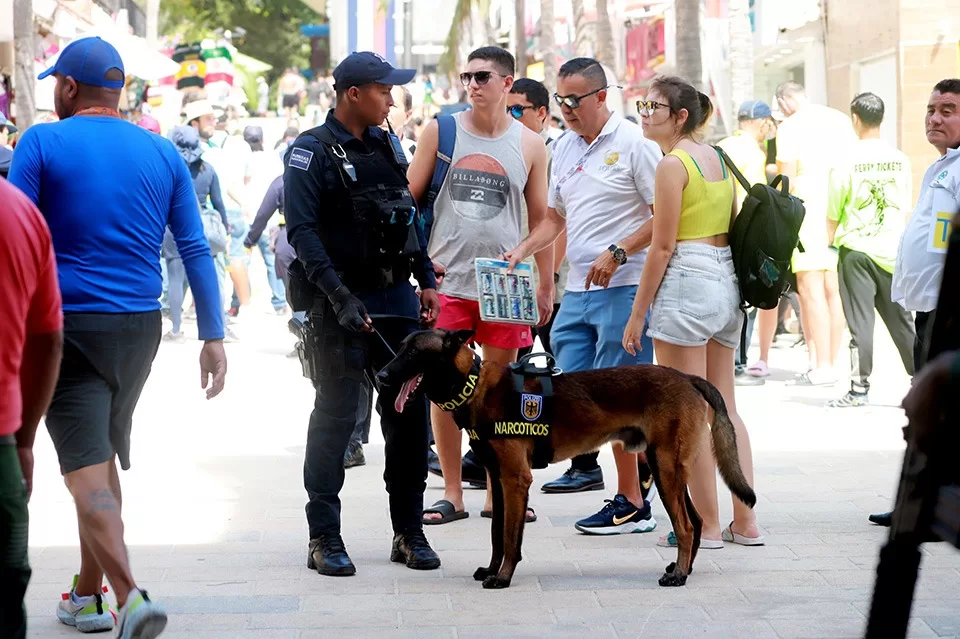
[428,114,528,301]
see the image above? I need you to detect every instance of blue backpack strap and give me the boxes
[421,114,456,241]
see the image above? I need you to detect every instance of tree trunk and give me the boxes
[571,0,590,58]
[594,0,615,71]
[515,0,527,76]
[14,0,35,129]
[727,0,753,117]
[675,0,703,90]
[146,0,160,46]
[540,0,556,92]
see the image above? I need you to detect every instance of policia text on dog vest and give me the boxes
[433,352,558,469]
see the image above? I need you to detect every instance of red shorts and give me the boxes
[436,293,533,350]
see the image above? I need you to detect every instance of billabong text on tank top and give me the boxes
[447,154,512,220]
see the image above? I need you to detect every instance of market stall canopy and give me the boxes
[41,27,180,82]
[231,48,272,74]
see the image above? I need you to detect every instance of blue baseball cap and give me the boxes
[737,100,772,120]
[38,37,125,89]
[333,52,416,91]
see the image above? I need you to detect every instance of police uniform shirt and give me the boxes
[283,111,437,299]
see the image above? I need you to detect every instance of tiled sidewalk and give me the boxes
[23,308,960,638]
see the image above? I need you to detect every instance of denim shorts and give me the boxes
[647,243,743,349]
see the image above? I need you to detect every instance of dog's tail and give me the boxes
[690,377,757,508]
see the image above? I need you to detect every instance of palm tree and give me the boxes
[675,0,703,90]
[727,0,754,117]
[516,0,527,77]
[571,0,590,58]
[540,0,556,92]
[593,0,615,71]
[439,0,494,78]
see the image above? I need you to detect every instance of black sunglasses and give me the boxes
[507,105,537,119]
[636,100,672,117]
[553,85,619,109]
[460,71,506,87]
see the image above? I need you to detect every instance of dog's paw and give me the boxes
[665,562,677,573]
[482,575,511,589]
[473,567,492,581]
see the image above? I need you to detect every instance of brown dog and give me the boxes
[376,329,757,589]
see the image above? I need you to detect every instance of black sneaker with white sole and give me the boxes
[574,494,657,535]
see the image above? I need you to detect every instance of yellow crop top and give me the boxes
[668,148,734,240]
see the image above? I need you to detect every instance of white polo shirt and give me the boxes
[548,112,661,293]
[892,147,960,312]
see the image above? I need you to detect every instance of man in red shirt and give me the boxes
[0,179,63,638]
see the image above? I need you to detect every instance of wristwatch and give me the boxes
[608,244,627,265]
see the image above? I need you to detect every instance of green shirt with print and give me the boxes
[827,138,911,273]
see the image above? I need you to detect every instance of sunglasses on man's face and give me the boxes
[553,86,611,110]
[636,100,671,117]
[460,71,506,87]
[507,104,536,119]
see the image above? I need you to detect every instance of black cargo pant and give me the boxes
[837,248,916,393]
[303,284,428,539]
[0,438,30,639]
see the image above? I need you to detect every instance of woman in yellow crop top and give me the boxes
[622,76,763,551]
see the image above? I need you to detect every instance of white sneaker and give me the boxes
[115,588,167,639]
[57,575,116,633]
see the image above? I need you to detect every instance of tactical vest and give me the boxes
[307,125,421,288]
[433,352,559,470]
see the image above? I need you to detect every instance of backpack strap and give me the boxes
[713,145,753,194]
[421,114,457,241]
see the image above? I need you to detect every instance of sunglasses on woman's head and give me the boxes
[460,71,505,87]
[553,86,613,110]
[636,100,671,117]
[507,105,536,119]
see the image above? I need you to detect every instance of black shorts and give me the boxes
[282,93,300,109]
[45,312,161,474]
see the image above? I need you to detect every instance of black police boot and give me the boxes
[343,441,366,469]
[307,534,356,576]
[390,530,441,570]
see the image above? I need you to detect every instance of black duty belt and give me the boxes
[336,264,411,291]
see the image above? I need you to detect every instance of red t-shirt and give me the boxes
[0,179,62,436]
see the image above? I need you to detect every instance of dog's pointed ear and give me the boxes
[447,329,475,347]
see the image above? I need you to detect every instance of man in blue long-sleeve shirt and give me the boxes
[8,37,226,637]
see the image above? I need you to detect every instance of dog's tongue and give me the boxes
[394,374,423,413]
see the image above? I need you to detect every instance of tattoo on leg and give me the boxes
[86,488,119,515]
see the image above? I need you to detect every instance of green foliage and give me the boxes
[159,0,321,82]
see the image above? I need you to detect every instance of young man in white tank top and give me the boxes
[407,46,553,524]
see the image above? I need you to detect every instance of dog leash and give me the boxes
[371,327,397,358]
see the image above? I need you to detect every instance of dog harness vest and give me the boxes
[439,352,559,470]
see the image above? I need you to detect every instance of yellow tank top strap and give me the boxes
[667,149,703,183]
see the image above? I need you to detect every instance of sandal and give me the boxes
[721,522,765,546]
[480,508,537,523]
[422,500,469,525]
[746,360,769,378]
[656,530,723,549]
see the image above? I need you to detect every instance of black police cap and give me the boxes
[333,52,416,91]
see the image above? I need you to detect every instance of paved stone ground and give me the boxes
[23,278,960,638]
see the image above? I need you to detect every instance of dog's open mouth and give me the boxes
[394,373,423,413]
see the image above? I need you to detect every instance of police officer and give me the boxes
[284,52,442,577]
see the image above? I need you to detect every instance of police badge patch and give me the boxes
[521,393,543,422]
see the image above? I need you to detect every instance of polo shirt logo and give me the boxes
[604,151,619,165]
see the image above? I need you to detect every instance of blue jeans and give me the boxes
[228,211,286,311]
[551,286,653,472]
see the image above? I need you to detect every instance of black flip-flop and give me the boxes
[480,508,537,523]
[422,500,469,525]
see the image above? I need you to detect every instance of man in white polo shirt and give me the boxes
[869,78,960,527]
[505,57,661,534]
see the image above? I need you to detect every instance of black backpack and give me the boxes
[714,146,806,310]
